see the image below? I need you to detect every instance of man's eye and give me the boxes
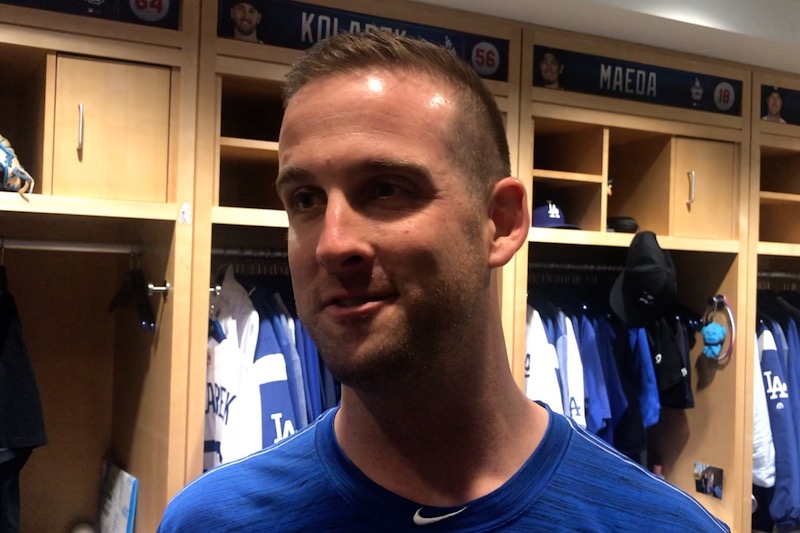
[291,190,322,210]
[374,182,397,198]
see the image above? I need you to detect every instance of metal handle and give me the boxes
[77,103,84,154]
[686,171,696,208]
[148,280,171,296]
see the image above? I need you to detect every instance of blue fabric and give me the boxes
[592,316,628,445]
[552,315,569,414]
[573,315,611,435]
[263,298,306,431]
[784,319,800,454]
[758,325,800,530]
[296,320,323,421]
[159,405,729,532]
[629,327,660,428]
[248,289,299,447]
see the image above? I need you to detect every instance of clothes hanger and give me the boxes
[108,255,156,332]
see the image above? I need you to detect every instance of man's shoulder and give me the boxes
[158,417,329,532]
[546,415,729,530]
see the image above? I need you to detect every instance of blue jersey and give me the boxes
[758,325,800,529]
[160,405,729,532]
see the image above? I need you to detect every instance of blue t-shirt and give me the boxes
[159,405,729,532]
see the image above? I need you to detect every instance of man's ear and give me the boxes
[486,177,529,269]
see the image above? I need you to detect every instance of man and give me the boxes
[159,31,729,532]
[228,0,262,43]
[538,48,564,89]
[762,88,787,123]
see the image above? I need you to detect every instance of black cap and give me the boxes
[228,0,263,12]
[610,231,677,328]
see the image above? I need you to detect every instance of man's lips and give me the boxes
[322,293,396,308]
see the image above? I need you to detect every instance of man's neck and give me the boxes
[234,31,259,43]
[332,342,548,507]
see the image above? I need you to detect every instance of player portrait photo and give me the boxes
[218,0,265,43]
[534,47,565,90]
[761,85,800,126]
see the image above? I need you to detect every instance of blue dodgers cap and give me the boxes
[532,201,580,229]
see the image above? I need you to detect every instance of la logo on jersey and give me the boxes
[764,370,789,409]
[271,413,295,444]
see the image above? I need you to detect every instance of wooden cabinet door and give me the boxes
[671,137,736,240]
[52,55,171,202]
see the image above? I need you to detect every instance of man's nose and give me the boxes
[315,196,373,272]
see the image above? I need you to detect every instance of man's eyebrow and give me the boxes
[276,159,429,189]
[354,158,429,178]
[275,166,313,189]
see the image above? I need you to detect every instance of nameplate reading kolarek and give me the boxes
[224,0,510,82]
[533,46,742,116]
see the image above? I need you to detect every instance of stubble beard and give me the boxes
[305,254,489,393]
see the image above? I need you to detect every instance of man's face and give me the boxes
[230,3,261,36]
[277,70,491,388]
[539,53,562,85]
[768,92,783,116]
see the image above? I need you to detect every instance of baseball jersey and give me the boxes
[160,405,730,532]
[757,325,800,529]
[752,336,775,488]
[204,335,262,470]
[573,314,611,435]
[560,312,586,427]
[592,316,628,446]
[525,305,563,415]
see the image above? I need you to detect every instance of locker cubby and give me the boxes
[217,74,284,210]
[220,75,284,142]
[212,224,288,252]
[218,148,281,209]
[756,255,800,292]
[759,201,800,243]
[532,179,603,232]
[532,117,605,176]
[760,146,800,195]
[0,42,48,194]
[607,129,672,236]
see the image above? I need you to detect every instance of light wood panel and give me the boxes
[50,55,171,202]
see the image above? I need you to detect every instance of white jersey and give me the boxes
[561,312,587,428]
[204,266,262,470]
[525,306,564,415]
[204,336,263,470]
[753,335,776,487]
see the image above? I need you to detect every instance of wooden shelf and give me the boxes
[211,205,288,228]
[533,169,603,183]
[0,192,179,220]
[760,191,800,205]
[528,227,739,253]
[758,241,800,257]
[219,137,279,163]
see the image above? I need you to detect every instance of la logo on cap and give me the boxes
[547,201,561,219]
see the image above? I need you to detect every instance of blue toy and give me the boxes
[0,134,35,194]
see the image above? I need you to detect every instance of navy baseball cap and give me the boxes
[610,231,677,328]
[532,201,580,229]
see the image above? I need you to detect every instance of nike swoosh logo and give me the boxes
[412,506,468,526]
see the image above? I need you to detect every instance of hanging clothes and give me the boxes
[757,325,800,530]
[524,305,563,416]
[0,267,47,532]
[204,267,265,471]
